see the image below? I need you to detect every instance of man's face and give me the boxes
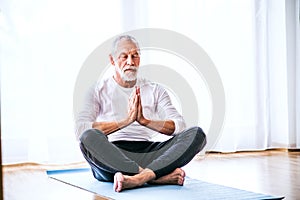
[113,39,140,81]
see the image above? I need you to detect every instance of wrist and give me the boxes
[139,118,150,126]
[124,117,134,126]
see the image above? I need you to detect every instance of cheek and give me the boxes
[135,60,140,66]
[117,61,125,68]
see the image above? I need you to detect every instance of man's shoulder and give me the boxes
[138,77,156,87]
[92,77,115,92]
[137,77,165,91]
[97,76,114,86]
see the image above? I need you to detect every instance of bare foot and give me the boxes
[114,169,156,192]
[148,168,186,186]
[114,172,137,192]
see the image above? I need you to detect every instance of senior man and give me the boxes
[76,35,207,192]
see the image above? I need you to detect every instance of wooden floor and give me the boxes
[3,150,300,200]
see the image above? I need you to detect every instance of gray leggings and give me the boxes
[79,126,206,182]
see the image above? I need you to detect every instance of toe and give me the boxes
[114,172,123,192]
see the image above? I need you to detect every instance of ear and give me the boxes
[109,54,115,66]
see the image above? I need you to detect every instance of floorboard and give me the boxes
[3,150,299,200]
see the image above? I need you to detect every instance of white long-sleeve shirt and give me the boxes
[75,77,186,142]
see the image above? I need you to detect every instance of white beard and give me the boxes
[115,65,138,81]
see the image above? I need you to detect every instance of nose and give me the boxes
[126,55,134,66]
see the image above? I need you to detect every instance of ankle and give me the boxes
[136,169,156,184]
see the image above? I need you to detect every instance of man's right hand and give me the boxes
[127,87,139,124]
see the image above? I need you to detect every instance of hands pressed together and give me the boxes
[92,86,175,135]
[127,86,149,126]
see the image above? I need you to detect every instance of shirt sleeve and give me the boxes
[74,83,100,140]
[155,84,186,134]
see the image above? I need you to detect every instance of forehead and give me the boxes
[116,39,139,54]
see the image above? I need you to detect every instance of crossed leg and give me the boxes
[80,127,206,192]
[114,168,186,192]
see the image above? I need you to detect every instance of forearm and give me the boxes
[92,118,131,135]
[139,119,175,136]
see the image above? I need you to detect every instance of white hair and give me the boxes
[111,35,140,57]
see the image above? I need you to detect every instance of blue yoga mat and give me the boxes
[47,168,284,200]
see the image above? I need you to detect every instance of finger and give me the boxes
[129,90,136,102]
[138,92,142,105]
[135,86,140,95]
[129,90,138,106]
[135,91,140,108]
[137,93,143,118]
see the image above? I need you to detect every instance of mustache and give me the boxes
[123,66,137,72]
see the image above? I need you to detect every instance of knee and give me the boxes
[197,126,206,142]
[189,126,207,148]
[195,126,206,137]
[79,129,106,144]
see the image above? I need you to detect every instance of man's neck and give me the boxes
[113,75,137,88]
